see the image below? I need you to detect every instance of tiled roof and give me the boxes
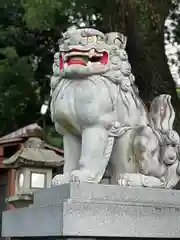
[3,147,64,166]
[0,123,64,155]
[0,123,42,143]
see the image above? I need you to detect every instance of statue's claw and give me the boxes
[52,174,71,186]
[118,173,142,187]
[118,173,167,188]
[71,169,95,183]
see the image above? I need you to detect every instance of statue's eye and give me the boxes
[87,36,97,42]
[87,36,93,41]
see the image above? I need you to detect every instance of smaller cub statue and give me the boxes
[111,95,180,188]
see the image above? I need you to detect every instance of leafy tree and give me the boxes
[0,0,40,134]
[0,0,63,136]
[1,0,180,142]
[20,0,180,130]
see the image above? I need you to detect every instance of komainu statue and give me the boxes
[50,28,180,188]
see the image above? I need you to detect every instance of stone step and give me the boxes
[33,182,180,206]
[3,197,180,238]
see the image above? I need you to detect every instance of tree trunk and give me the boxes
[100,0,180,130]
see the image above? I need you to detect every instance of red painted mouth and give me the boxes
[59,49,108,70]
[68,58,87,66]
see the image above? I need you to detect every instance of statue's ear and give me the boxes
[105,32,127,49]
[58,38,63,45]
[57,38,64,52]
[117,33,127,49]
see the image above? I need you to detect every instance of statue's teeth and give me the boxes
[90,49,95,53]
[64,63,68,68]
[64,55,68,61]
[89,49,95,58]
[87,61,92,66]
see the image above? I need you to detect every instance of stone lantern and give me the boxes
[3,137,64,208]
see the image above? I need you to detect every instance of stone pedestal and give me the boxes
[2,183,180,239]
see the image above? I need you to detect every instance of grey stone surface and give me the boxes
[2,183,180,238]
[2,204,63,237]
[34,182,180,206]
[63,201,180,238]
[2,199,180,238]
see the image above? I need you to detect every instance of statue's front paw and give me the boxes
[118,173,131,186]
[52,174,71,186]
[118,173,166,188]
[71,169,95,183]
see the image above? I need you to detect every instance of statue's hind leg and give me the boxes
[71,125,112,183]
[52,133,81,185]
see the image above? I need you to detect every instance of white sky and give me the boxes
[165,3,180,86]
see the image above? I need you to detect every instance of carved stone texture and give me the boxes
[3,183,180,238]
[50,28,180,188]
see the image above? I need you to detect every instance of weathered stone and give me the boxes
[2,183,180,238]
[33,183,180,206]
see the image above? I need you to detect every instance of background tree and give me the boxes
[0,0,40,134]
[0,0,180,146]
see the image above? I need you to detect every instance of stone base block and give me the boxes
[2,183,180,238]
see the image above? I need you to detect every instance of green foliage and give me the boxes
[0,0,179,142]
[45,125,63,148]
[0,56,40,134]
[0,0,45,135]
[21,0,72,29]
[0,47,18,59]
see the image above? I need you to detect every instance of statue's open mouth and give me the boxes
[59,49,108,70]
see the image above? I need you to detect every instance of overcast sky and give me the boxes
[165,3,180,86]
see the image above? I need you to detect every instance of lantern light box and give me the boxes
[3,137,64,208]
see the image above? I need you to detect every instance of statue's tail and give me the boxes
[149,94,175,131]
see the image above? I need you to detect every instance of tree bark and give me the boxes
[100,0,180,130]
